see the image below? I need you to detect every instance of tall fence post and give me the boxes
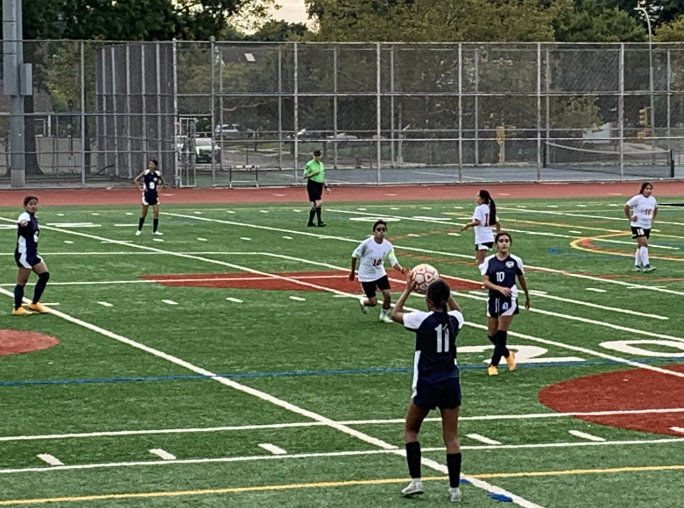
[80,41,86,187]
[293,41,299,181]
[536,43,542,181]
[618,43,625,180]
[376,42,382,183]
[457,43,463,183]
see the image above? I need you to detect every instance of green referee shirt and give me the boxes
[304,159,325,183]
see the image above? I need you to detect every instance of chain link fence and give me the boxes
[2,41,684,188]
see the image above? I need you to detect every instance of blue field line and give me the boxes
[1,356,684,388]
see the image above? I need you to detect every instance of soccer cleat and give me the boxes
[307,222,316,227]
[12,307,34,316]
[317,222,327,227]
[449,487,463,502]
[358,299,368,314]
[643,265,656,272]
[152,231,163,236]
[135,230,142,236]
[505,351,516,371]
[28,302,49,314]
[381,314,393,324]
[487,365,498,376]
[632,266,642,272]
[401,479,424,497]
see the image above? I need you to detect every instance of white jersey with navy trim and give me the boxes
[626,194,657,229]
[16,212,39,258]
[352,237,398,282]
[472,203,496,245]
[403,310,464,391]
[480,253,524,299]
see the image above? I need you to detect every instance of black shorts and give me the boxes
[307,180,323,202]
[142,192,159,206]
[631,226,651,239]
[414,378,461,411]
[487,294,519,318]
[361,275,391,299]
[15,251,42,269]
[475,241,494,251]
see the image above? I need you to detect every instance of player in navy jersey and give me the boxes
[480,232,530,376]
[133,159,165,236]
[12,196,50,316]
[391,278,465,502]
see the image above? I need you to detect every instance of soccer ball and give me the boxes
[410,264,440,295]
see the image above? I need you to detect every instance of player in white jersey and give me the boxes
[460,189,500,266]
[624,182,657,272]
[349,220,407,323]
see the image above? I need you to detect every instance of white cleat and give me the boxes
[153,231,164,236]
[135,230,142,236]
[358,299,368,314]
[449,487,462,502]
[380,314,393,323]
[401,479,424,497]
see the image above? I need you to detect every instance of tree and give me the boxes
[551,0,647,42]
[247,20,309,41]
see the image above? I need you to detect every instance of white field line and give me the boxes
[4,407,684,443]
[0,274,352,288]
[568,431,605,442]
[467,434,501,445]
[36,454,64,466]
[497,206,684,228]
[255,251,684,380]
[0,251,252,256]
[3,437,684,476]
[97,302,113,307]
[162,300,178,305]
[305,209,684,297]
[259,443,287,455]
[527,290,667,320]
[0,220,541,508]
[149,449,176,460]
[671,427,684,434]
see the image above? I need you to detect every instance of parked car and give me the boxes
[214,123,254,138]
[194,137,221,163]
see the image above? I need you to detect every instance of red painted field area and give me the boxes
[0,330,60,356]
[539,365,684,436]
[141,270,483,292]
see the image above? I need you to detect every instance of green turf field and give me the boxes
[1,196,684,507]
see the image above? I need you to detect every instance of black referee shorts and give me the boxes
[307,180,323,202]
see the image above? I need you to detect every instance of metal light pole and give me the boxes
[635,6,655,141]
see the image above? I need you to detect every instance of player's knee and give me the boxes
[39,272,50,283]
[367,297,378,306]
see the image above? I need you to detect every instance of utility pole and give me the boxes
[2,0,32,188]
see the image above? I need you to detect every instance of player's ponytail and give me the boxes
[427,279,457,349]
[479,189,497,227]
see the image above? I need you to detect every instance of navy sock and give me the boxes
[138,217,145,230]
[14,284,24,310]
[32,272,50,304]
[405,441,421,479]
[153,218,159,232]
[446,453,462,489]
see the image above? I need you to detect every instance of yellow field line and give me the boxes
[4,463,684,505]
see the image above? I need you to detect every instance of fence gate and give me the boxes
[177,117,197,187]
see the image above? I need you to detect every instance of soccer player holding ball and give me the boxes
[350,220,407,323]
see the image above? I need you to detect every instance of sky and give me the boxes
[269,0,309,24]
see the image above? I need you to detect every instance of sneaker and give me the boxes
[358,299,368,314]
[449,487,462,502]
[307,222,316,227]
[487,365,498,376]
[317,222,327,227]
[135,230,142,236]
[505,351,516,372]
[11,307,34,316]
[643,265,656,272]
[632,266,642,272]
[401,479,424,497]
[380,314,393,324]
[152,231,163,236]
[28,302,49,314]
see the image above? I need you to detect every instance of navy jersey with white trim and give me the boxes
[16,212,39,256]
[403,310,464,385]
[480,254,524,298]
[142,170,162,193]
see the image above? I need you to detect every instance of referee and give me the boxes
[303,150,330,227]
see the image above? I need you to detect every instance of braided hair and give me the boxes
[426,279,456,349]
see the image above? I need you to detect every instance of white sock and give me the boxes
[380,308,388,316]
[634,249,641,267]
[640,246,650,266]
